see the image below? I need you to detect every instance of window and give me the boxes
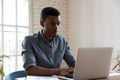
[0,0,29,75]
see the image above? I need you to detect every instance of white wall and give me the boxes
[68,0,120,56]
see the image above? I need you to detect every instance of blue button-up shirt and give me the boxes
[22,30,75,70]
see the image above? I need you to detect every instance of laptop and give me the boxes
[73,47,113,80]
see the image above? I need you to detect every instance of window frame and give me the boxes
[0,0,31,74]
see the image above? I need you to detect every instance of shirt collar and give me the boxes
[38,30,48,43]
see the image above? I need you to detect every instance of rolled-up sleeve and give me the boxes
[22,36,36,70]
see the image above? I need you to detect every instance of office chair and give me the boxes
[5,70,27,80]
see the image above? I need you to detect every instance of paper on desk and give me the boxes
[27,76,59,80]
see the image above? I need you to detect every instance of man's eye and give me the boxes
[50,22,60,26]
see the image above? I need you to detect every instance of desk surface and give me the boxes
[16,76,120,80]
[16,72,120,80]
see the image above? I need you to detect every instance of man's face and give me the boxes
[41,15,60,38]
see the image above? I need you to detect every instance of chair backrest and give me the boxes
[5,70,27,80]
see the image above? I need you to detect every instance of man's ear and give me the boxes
[40,20,44,27]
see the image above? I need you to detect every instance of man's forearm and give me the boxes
[26,66,60,76]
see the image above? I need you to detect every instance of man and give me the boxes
[22,7,75,77]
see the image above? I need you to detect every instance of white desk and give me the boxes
[16,72,120,80]
[16,77,26,80]
[16,76,73,80]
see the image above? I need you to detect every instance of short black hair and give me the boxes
[40,7,60,21]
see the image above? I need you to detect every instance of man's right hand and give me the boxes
[58,68,74,77]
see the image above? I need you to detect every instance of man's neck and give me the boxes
[43,32,53,42]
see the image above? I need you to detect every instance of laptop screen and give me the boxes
[74,47,113,80]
